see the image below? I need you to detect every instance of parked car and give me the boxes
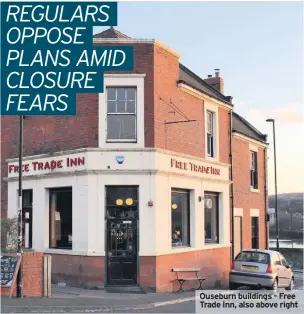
[229,249,294,291]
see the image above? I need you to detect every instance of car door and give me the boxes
[279,254,292,287]
[273,253,284,287]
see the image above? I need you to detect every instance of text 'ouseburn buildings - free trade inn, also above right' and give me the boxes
[1,28,268,292]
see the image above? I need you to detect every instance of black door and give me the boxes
[106,186,138,286]
[252,217,259,249]
[107,220,137,285]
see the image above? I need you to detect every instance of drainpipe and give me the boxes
[229,110,235,261]
[264,146,269,249]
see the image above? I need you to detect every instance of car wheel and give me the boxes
[229,282,238,290]
[270,279,278,292]
[286,278,294,291]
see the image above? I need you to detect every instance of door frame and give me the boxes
[251,216,259,249]
[104,185,140,287]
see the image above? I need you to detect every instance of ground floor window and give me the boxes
[171,189,190,247]
[49,187,72,249]
[204,192,219,244]
[251,216,259,249]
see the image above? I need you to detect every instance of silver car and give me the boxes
[229,249,294,291]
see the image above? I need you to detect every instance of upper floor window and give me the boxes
[207,111,214,157]
[106,87,137,142]
[250,151,258,189]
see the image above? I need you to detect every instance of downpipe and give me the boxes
[229,110,235,261]
[264,146,269,249]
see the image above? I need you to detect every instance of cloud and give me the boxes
[246,103,304,125]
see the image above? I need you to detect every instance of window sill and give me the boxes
[165,244,231,255]
[250,188,260,193]
[106,140,137,143]
[205,155,218,162]
[43,249,105,256]
[203,243,231,250]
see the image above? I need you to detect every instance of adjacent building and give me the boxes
[1,28,268,292]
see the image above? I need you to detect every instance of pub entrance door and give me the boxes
[106,186,138,286]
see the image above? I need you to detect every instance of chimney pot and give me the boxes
[214,69,220,77]
[207,75,212,78]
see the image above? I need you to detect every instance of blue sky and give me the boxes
[95,1,303,194]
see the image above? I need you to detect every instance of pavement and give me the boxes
[1,284,197,313]
[1,271,303,313]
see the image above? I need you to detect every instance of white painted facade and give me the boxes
[7,148,231,257]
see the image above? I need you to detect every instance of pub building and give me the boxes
[2,28,268,292]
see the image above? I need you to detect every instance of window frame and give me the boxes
[49,187,73,250]
[106,87,137,143]
[171,188,191,248]
[250,150,258,189]
[204,192,220,244]
[22,189,33,249]
[206,110,214,158]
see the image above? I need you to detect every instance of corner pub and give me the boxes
[1,28,268,292]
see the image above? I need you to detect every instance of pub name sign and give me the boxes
[8,156,85,174]
[170,158,220,175]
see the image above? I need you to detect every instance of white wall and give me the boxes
[98,74,146,149]
[8,174,90,255]
[7,148,230,257]
[155,173,230,255]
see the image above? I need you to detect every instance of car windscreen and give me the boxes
[236,252,270,264]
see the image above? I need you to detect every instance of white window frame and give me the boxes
[99,74,146,149]
[204,102,219,161]
[106,87,137,143]
[250,150,258,189]
[206,111,214,157]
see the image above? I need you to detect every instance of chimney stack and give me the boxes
[204,68,224,94]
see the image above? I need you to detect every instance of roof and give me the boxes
[93,27,131,39]
[178,64,232,105]
[232,112,267,143]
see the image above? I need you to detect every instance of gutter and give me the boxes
[229,110,235,261]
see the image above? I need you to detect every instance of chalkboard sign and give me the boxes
[1,255,21,288]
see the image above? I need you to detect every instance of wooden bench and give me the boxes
[171,268,207,293]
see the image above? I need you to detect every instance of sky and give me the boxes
[94,1,304,195]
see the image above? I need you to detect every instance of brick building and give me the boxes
[1,28,268,292]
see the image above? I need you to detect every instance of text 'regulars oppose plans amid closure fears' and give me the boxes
[1,2,134,115]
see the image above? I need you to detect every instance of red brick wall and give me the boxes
[0,252,43,297]
[153,45,230,163]
[50,254,105,288]
[140,247,231,292]
[0,94,99,218]
[0,43,155,219]
[232,136,267,249]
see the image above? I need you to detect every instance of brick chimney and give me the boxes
[204,69,224,94]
